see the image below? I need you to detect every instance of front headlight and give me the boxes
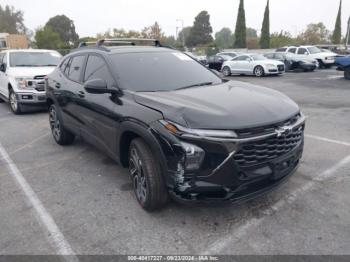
[15,77,33,90]
[266,64,276,68]
[180,142,205,171]
[159,120,237,139]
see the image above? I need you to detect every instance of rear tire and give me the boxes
[254,66,265,77]
[222,66,231,77]
[129,138,168,211]
[49,104,75,145]
[345,68,350,80]
[9,89,22,114]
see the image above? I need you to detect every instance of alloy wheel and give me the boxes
[254,66,264,77]
[129,147,147,203]
[49,107,61,141]
[222,67,231,77]
[10,92,18,111]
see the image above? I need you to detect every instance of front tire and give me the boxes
[49,104,75,145]
[129,138,168,211]
[222,66,231,77]
[9,89,22,114]
[254,66,265,77]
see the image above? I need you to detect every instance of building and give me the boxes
[0,33,28,50]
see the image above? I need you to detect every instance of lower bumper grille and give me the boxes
[278,65,285,71]
[234,126,304,167]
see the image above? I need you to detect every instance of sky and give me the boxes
[2,0,350,38]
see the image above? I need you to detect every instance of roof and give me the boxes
[71,45,175,55]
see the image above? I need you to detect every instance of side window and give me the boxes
[84,55,114,86]
[67,56,85,82]
[233,55,248,61]
[288,48,297,54]
[2,53,8,65]
[215,56,224,62]
[276,48,287,52]
[60,57,70,72]
[298,48,308,55]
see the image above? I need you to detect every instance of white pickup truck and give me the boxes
[276,46,337,68]
[0,49,62,114]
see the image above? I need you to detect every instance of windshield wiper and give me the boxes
[176,82,213,90]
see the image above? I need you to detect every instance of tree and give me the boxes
[35,26,63,49]
[186,11,213,47]
[298,23,331,45]
[234,0,246,48]
[332,0,342,44]
[0,4,27,34]
[45,15,79,47]
[260,0,270,48]
[142,22,165,40]
[270,31,297,48]
[214,28,234,49]
[177,26,191,47]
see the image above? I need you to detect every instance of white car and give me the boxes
[276,46,336,68]
[221,54,285,77]
[0,49,62,114]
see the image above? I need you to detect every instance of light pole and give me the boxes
[176,19,185,48]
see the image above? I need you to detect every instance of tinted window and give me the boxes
[288,48,297,54]
[60,58,70,72]
[67,56,85,82]
[276,48,287,52]
[298,48,307,55]
[110,51,221,92]
[84,55,114,86]
[9,52,61,67]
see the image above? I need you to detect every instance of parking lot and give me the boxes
[0,69,349,255]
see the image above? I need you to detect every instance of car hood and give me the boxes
[7,67,57,78]
[133,81,300,130]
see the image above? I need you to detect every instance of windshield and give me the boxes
[110,51,222,92]
[10,52,62,67]
[220,55,233,60]
[307,47,321,54]
[251,54,267,61]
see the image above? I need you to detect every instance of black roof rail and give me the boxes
[75,38,176,53]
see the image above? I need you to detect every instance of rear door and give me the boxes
[55,54,86,134]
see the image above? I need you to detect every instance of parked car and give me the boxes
[263,52,318,72]
[222,53,285,77]
[46,39,305,211]
[276,46,336,68]
[0,49,62,114]
[335,56,350,80]
[207,54,232,71]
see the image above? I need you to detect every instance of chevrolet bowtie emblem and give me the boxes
[275,126,292,137]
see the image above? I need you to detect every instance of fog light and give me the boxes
[181,142,205,171]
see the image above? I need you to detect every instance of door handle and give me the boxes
[55,83,61,88]
[78,91,85,98]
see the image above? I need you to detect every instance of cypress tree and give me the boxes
[234,0,246,48]
[259,0,270,49]
[332,0,342,44]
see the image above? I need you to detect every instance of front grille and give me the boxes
[278,65,285,71]
[31,75,46,91]
[233,125,304,167]
[235,114,301,138]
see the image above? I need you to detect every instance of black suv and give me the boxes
[46,39,305,211]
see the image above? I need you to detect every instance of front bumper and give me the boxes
[16,91,47,105]
[152,114,305,204]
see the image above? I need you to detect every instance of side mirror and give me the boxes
[0,63,6,72]
[304,52,309,55]
[84,79,117,94]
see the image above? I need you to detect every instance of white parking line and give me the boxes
[203,154,350,254]
[0,142,76,257]
[306,134,350,147]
